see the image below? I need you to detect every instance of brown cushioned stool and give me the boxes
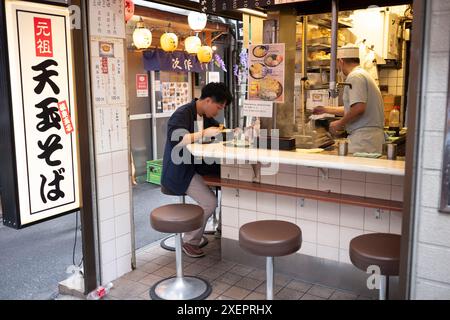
[159,186,208,251]
[349,233,401,300]
[149,203,211,300]
[239,220,302,300]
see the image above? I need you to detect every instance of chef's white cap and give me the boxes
[337,46,359,59]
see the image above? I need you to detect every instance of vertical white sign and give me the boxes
[5,1,80,226]
[89,0,126,39]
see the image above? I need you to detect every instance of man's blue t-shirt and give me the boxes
[161,99,219,195]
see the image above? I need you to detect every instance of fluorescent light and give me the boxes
[238,8,267,18]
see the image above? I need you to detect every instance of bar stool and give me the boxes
[239,220,302,300]
[159,186,208,251]
[349,233,401,300]
[149,203,212,300]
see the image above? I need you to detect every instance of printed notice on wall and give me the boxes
[248,43,285,103]
[89,0,125,39]
[242,100,273,118]
[136,74,148,97]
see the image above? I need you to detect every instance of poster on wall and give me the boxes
[89,0,126,39]
[4,1,80,228]
[159,82,190,114]
[248,43,285,103]
[136,74,148,97]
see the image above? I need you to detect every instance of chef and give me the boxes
[314,46,385,153]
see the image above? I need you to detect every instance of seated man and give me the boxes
[161,82,232,258]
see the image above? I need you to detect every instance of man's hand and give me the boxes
[329,119,345,135]
[202,127,221,138]
[313,106,327,115]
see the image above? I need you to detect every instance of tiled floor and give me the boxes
[105,234,373,301]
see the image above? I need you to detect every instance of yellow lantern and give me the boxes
[197,46,213,63]
[132,19,152,49]
[160,32,178,52]
[184,35,201,54]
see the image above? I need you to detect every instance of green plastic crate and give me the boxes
[146,159,163,185]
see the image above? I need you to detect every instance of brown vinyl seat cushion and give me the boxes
[150,204,203,233]
[349,233,401,276]
[239,220,302,257]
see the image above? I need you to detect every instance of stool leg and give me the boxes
[266,256,274,300]
[175,233,183,278]
[379,275,387,300]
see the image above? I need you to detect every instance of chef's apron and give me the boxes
[348,127,385,154]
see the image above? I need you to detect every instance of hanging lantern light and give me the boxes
[160,32,178,52]
[184,35,201,54]
[197,45,213,63]
[124,0,135,23]
[188,12,207,32]
[132,18,152,49]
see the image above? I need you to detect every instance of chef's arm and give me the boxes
[324,106,345,116]
[339,102,366,126]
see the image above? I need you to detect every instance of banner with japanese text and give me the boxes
[5,1,80,227]
[143,49,206,73]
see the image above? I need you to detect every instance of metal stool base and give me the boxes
[150,276,211,300]
[160,234,208,251]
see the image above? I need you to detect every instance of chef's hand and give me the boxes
[202,127,221,138]
[313,106,327,115]
[329,119,345,135]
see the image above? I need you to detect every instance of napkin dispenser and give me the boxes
[256,136,296,151]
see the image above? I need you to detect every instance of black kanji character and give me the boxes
[35,97,61,132]
[32,59,60,94]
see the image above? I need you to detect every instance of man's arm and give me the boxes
[329,102,366,134]
[176,127,221,147]
[323,106,345,117]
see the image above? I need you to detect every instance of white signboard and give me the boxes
[89,0,126,39]
[5,1,80,226]
[242,100,273,118]
[207,71,220,84]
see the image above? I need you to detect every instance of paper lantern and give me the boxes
[197,46,213,63]
[160,32,178,52]
[184,35,201,54]
[188,12,207,32]
[133,25,152,49]
[124,0,135,22]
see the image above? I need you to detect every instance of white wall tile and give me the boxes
[276,195,297,218]
[414,279,450,300]
[256,192,276,214]
[116,254,132,278]
[339,227,364,250]
[260,173,276,185]
[391,185,404,201]
[297,175,318,190]
[364,208,390,233]
[318,178,341,193]
[366,173,391,185]
[277,216,296,225]
[276,173,297,188]
[112,150,128,173]
[390,211,402,235]
[297,219,317,243]
[317,245,339,261]
[420,170,441,208]
[257,212,276,221]
[97,175,114,199]
[365,183,391,200]
[417,243,450,284]
[221,166,238,180]
[238,167,254,182]
[341,180,365,197]
[99,218,116,243]
[339,249,352,264]
[100,239,116,265]
[96,153,112,177]
[317,223,339,247]
[222,226,239,240]
[426,52,449,93]
[113,171,129,195]
[114,192,130,216]
[422,132,444,170]
[222,187,238,208]
[297,166,319,176]
[327,169,341,179]
[101,261,117,285]
[424,93,447,132]
[297,199,318,221]
[391,175,404,186]
[342,170,366,182]
[115,213,131,237]
[418,209,450,246]
[317,202,340,225]
[340,205,364,229]
[299,241,317,256]
[222,206,239,228]
[98,197,114,222]
[116,234,132,258]
[429,11,450,53]
[239,209,257,227]
[279,164,297,174]
[238,190,257,211]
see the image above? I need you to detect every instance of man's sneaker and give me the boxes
[182,243,205,258]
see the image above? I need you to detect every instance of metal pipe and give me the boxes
[301,16,308,135]
[175,233,183,278]
[379,275,387,300]
[266,257,274,300]
[329,0,339,98]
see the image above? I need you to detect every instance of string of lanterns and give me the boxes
[129,6,214,63]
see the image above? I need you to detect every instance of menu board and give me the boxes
[89,0,125,39]
[248,43,285,103]
[160,82,190,113]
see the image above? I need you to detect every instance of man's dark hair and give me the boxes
[200,82,233,106]
[342,57,360,64]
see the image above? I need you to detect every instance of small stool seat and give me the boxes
[151,204,203,234]
[239,220,302,300]
[240,220,302,257]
